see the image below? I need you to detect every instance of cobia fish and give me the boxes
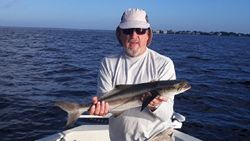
[55,80,191,126]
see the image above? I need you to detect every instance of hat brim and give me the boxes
[119,21,150,29]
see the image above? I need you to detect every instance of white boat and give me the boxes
[37,114,202,141]
[37,124,201,141]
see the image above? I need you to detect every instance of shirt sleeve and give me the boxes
[150,97,174,121]
[158,58,176,80]
[97,58,113,95]
[150,57,176,121]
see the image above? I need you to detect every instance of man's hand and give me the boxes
[141,92,167,111]
[89,96,109,116]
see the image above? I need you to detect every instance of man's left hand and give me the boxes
[141,93,167,111]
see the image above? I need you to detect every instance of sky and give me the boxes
[0,0,250,34]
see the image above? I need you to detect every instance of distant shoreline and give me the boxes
[1,26,249,37]
[153,30,250,37]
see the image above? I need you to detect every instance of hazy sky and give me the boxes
[1,0,250,33]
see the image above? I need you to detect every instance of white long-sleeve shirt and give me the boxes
[97,48,176,141]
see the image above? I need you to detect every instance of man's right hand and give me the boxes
[89,96,109,116]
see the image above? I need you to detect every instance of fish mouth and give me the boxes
[178,81,191,91]
[183,83,191,90]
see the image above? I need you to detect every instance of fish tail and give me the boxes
[55,101,87,127]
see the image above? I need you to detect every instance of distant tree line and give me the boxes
[153,30,250,37]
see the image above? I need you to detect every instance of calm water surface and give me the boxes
[0,27,249,141]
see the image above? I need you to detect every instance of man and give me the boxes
[89,8,176,141]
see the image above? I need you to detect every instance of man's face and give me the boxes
[120,28,149,57]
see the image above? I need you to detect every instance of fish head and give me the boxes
[175,81,191,93]
[159,80,191,97]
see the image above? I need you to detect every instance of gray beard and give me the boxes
[124,47,142,57]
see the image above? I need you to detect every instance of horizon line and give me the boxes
[0,25,249,35]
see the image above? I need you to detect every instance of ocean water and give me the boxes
[0,27,249,141]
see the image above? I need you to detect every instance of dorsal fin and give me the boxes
[114,84,132,89]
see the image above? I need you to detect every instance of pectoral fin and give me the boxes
[141,90,160,111]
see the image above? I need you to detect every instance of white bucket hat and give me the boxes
[118,8,150,29]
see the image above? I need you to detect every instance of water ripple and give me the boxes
[0,27,250,141]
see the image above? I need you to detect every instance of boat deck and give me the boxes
[37,124,202,141]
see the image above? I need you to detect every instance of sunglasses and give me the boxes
[122,28,148,35]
